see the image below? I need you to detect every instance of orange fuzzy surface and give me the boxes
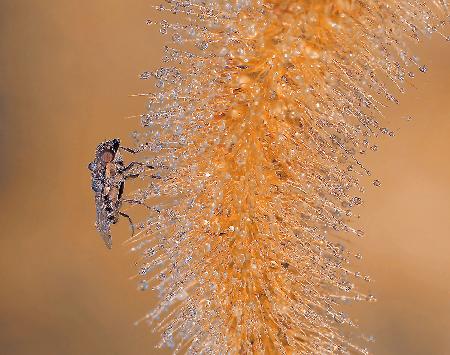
[127,1,448,353]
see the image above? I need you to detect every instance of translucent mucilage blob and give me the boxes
[127,1,448,353]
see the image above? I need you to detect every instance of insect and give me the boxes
[88,138,153,249]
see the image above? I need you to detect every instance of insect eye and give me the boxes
[101,150,114,163]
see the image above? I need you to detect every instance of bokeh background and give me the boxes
[0,1,449,354]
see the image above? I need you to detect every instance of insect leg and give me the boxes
[125,173,140,180]
[125,172,161,180]
[123,161,140,170]
[122,162,157,181]
[124,199,162,216]
[122,161,155,174]
[123,198,155,211]
[119,211,135,237]
[119,146,141,154]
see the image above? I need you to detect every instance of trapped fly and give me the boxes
[88,138,153,249]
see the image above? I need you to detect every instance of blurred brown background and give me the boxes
[0,1,449,354]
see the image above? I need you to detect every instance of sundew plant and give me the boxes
[121,1,448,353]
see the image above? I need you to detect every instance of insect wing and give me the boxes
[94,193,113,249]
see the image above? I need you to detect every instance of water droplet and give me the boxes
[140,71,151,80]
[352,197,362,205]
[237,254,246,265]
[139,280,149,291]
[334,312,346,324]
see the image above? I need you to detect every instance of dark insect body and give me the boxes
[88,139,150,249]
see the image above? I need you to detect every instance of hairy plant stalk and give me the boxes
[126,1,448,353]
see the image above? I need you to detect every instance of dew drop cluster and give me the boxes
[126,1,448,353]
